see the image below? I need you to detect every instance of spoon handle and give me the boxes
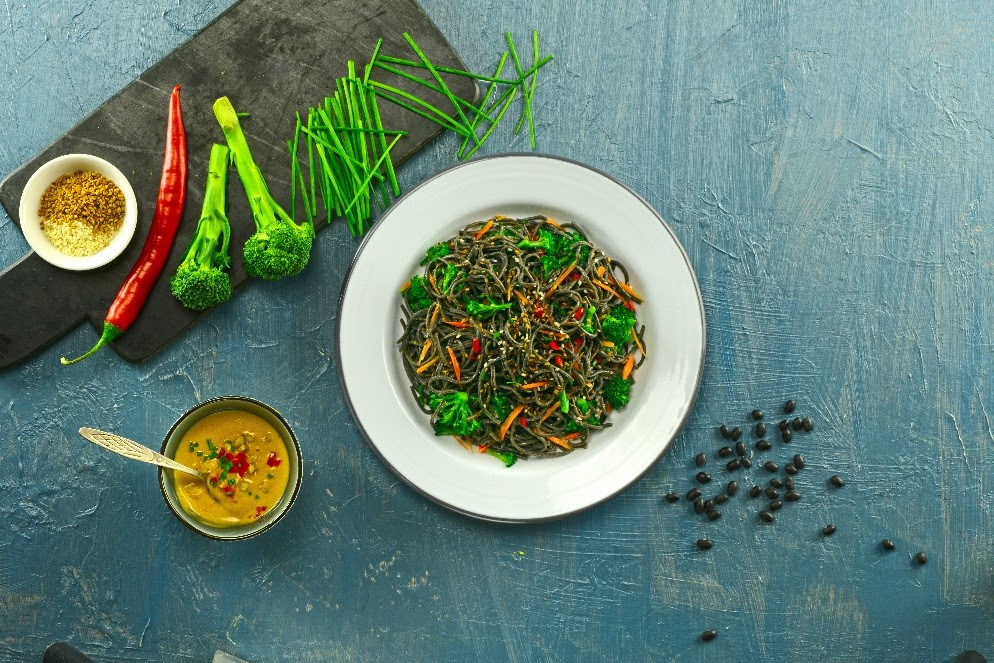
[78,427,201,477]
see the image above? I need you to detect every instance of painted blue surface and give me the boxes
[1,1,993,661]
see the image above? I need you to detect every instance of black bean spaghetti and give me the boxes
[398,215,646,466]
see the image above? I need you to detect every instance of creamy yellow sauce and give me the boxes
[172,410,290,528]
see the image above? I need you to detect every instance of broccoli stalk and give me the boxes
[604,376,633,409]
[170,144,234,311]
[427,391,481,437]
[601,305,636,346]
[213,96,314,280]
[466,298,513,318]
[580,306,598,334]
[405,275,432,312]
[486,448,517,467]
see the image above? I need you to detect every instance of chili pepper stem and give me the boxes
[60,322,122,365]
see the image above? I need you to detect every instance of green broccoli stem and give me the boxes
[179,144,231,270]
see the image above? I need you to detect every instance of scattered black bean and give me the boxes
[694,452,707,467]
[726,481,739,496]
[730,427,742,441]
[785,464,797,475]
[769,499,783,511]
[781,429,792,443]
[701,629,717,642]
[714,493,729,505]
[686,487,702,501]
[749,485,762,498]
[708,510,722,521]
[769,478,784,489]
[735,441,747,456]
[719,424,730,439]
[882,539,896,551]
[784,477,794,490]
[726,459,741,472]
[802,417,814,432]
[740,457,753,469]
[785,490,800,502]
[759,510,774,523]
[697,538,713,551]
[791,417,803,430]
[823,524,836,536]
[916,552,927,565]
[694,498,705,514]
[765,487,779,500]
[703,500,715,512]
[755,422,767,437]
[792,454,805,469]
[697,472,712,484]
[778,419,789,431]
[751,409,764,420]
[756,439,772,451]
[764,461,779,473]
[829,475,845,488]
[718,446,733,458]
[665,492,680,503]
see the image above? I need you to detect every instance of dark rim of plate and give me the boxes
[335,152,707,524]
[157,395,303,541]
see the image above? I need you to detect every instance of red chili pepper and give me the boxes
[624,300,636,312]
[519,417,527,427]
[548,340,560,351]
[534,307,544,318]
[570,272,581,281]
[554,356,564,367]
[61,85,187,365]
[266,452,282,468]
[573,307,585,320]
[471,337,482,358]
[573,337,584,348]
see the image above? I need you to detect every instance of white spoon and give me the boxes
[78,427,202,478]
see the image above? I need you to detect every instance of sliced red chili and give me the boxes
[554,356,564,367]
[624,300,636,312]
[471,337,481,357]
[266,452,282,468]
[573,337,584,347]
[534,307,544,318]
[548,340,560,351]
[570,272,581,281]
[519,417,527,427]
[573,307,585,320]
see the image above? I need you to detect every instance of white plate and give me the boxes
[337,155,705,522]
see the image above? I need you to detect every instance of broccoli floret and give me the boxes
[604,376,633,409]
[601,304,637,346]
[518,228,591,275]
[466,298,513,318]
[427,391,481,437]
[580,306,598,334]
[170,144,234,311]
[491,392,512,421]
[486,448,517,467]
[441,264,460,292]
[405,276,432,312]
[575,398,590,414]
[214,96,314,280]
[564,414,602,434]
[421,242,452,265]
[517,228,557,252]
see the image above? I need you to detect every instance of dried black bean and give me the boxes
[749,485,762,498]
[701,629,717,642]
[751,409,764,420]
[784,400,796,413]
[791,417,803,430]
[708,510,722,521]
[829,475,845,488]
[696,472,712,484]
[785,464,798,475]
[697,538,713,551]
[759,510,774,523]
[784,490,800,502]
[740,457,752,469]
[695,452,707,467]
[665,493,680,503]
[726,481,739,496]
[802,417,814,432]
[730,427,742,441]
[735,441,747,456]
[916,552,927,565]
[823,524,836,536]
[781,429,792,443]
[755,422,766,437]
[784,477,794,490]
[763,461,779,473]
[769,499,783,511]
[703,499,715,512]
[756,439,772,451]
[719,424,730,439]
[726,459,741,472]
[778,419,789,431]
[686,487,702,501]
[792,454,805,469]
[694,498,705,513]
[715,494,729,505]
[765,487,779,499]
[882,539,896,551]
[718,446,733,458]
[769,478,783,489]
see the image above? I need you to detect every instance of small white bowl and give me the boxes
[18,153,138,270]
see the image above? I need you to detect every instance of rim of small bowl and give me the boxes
[158,396,303,541]
[18,153,138,271]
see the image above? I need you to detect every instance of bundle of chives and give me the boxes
[370,31,552,160]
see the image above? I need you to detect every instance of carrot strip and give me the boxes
[428,273,438,292]
[542,217,565,230]
[499,405,526,440]
[474,219,494,239]
[447,346,461,381]
[596,265,606,278]
[513,289,529,306]
[547,435,572,450]
[418,339,432,362]
[564,432,581,441]
[444,319,472,328]
[622,354,635,380]
[416,356,439,373]
[400,280,411,293]
[519,381,549,390]
[544,263,575,298]
[540,401,560,422]
[593,279,624,300]
[602,341,615,349]
[428,303,440,327]
[616,281,644,303]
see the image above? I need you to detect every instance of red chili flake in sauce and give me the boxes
[471,337,481,357]
[573,337,584,348]
[255,505,268,518]
[624,300,636,312]
[266,452,282,468]
[519,417,527,428]
[548,340,560,351]
[573,307,585,320]
[554,356,564,367]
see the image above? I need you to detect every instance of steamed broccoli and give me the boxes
[214,96,314,280]
[601,305,636,346]
[486,448,517,467]
[491,392,512,421]
[441,264,460,292]
[421,242,451,265]
[170,144,234,311]
[604,376,633,409]
[518,228,591,275]
[427,391,481,437]
[466,298,513,318]
[405,276,432,312]
[580,306,598,334]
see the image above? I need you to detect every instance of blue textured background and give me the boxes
[1,1,992,661]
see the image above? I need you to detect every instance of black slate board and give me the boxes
[0,0,475,368]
